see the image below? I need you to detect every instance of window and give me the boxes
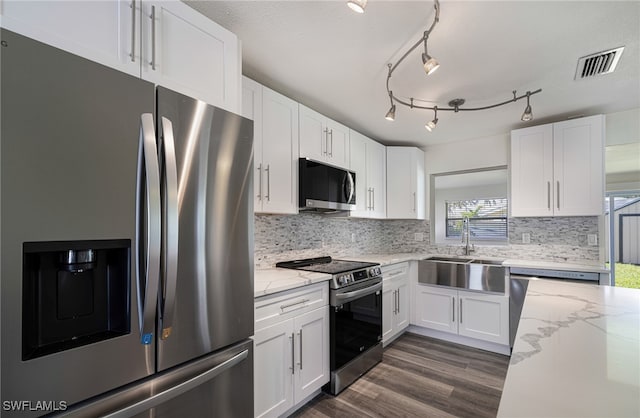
[445,198,508,240]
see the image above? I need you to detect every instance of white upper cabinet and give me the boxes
[511,115,604,217]
[349,130,386,219]
[0,0,139,76]
[243,77,298,214]
[299,104,350,169]
[140,1,240,112]
[1,0,241,113]
[386,147,425,219]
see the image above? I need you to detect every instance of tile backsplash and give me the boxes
[254,213,600,267]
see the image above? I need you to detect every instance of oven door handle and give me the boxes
[334,282,382,304]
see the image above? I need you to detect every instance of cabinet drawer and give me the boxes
[255,282,328,332]
[382,262,409,283]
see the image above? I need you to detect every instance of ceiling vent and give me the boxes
[574,47,624,80]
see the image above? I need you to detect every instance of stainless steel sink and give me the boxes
[426,256,473,263]
[419,257,507,293]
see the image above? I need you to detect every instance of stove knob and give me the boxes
[339,275,349,285]
[348,273,354,283]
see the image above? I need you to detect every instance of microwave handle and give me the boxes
[344,171,354,204]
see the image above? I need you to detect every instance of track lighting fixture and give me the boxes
[385,91,396,121]
[347,0,367,14]
[521,92,533,121]
[425,107,438,131]
[384,0,542,131]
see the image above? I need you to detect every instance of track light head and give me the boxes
[521,93,533,121]
[385,104,396,121]
[425,107,438,131]
[347,0,367,13]
[421,53,440,75]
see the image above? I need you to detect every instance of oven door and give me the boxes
[330,280,382,371]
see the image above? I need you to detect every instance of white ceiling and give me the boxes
[186,0,640,148]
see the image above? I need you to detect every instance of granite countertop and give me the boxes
[498,279,640,417]
[254,268,331,298]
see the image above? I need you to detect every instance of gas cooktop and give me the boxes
[275,256,377,275]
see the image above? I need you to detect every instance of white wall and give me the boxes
[423,133,509,219]
[605,108,640,192]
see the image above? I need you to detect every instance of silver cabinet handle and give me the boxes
[290,333,295,375]
[159,117,179,340]
[392,289,397,314]
[397,289,400,315]
[459,299,463,324]
[413,192,416,212]
[265,164,270,201]
[372,188,375,211]
[323,128,328,156]
[136,114,161,345]
[256,163,262,200]
[130,0,136,62]
[547,181,551,210]
[298,329,303,370]
[150,5,156,70]
[280,298,309,311]
[329,129,333,157]
[557,181,560,210]
[452,297,455,322]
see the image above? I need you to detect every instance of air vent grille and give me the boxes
[575,47,624,80]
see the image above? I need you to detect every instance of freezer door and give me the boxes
[156,87,254,371]
[0,30,156,413]
[59,339,253,418]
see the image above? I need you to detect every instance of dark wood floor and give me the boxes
[291,333,510,418]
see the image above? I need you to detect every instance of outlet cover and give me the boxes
[588,234,598,246]
[522,233,531,244]
[414,233,424,242]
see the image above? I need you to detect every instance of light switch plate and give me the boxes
[588,234,598,246]
[522,233,531,244]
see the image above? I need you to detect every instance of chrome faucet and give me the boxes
[462,216,475,256]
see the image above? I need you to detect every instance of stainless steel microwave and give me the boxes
[298,158,356,212]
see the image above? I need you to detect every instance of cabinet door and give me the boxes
[141,0,240,112]
[457,291,509,345]
[0,0,139,77]
[510,124,554,217]
[254,320,295,418]
[242,77,264,212]
[261,87,299,214]
[395,278,410,331]
[294,307,330,403]
[299,104,327,163]
[413,285,458,334]
[553,115,604,216]
[381,284,396,343]
[367,140,387,219]
[386,147,415,219]
[349,130,370,217]
[325,119,350,168]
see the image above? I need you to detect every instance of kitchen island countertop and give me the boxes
[498,279,640,417]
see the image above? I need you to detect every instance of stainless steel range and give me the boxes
[276,257,383,394]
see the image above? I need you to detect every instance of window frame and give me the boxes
[445,198,509,241]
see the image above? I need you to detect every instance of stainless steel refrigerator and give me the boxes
[0,29,254,417]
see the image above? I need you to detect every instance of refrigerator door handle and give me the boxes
[159,117,179,340]
[101,349,249,418]
[136,113,161,345]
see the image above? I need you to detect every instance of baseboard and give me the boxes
[407,325,511,356]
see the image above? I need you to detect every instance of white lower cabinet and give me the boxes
[382,263,409,345]
[254,283,329,418]
[413,284,509,346]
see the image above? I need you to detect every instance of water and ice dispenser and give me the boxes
[22,239,131,360]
